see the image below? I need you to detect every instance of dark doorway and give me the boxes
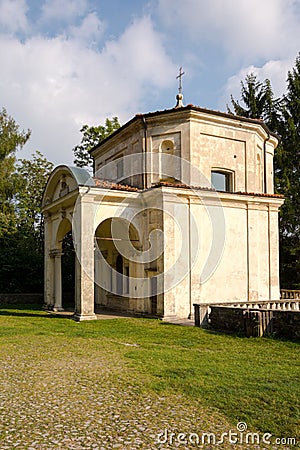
[116,254,123,295]
[61,231,75,310]
[150,276,157,315]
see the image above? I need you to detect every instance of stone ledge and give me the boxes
[73,313,98,322]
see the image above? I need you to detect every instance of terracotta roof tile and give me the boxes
[93,178,139,192]
[151,181,284,198]
[92,179,284,199]
[150,181,214,191]
[235,191,284,199]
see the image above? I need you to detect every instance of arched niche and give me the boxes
[160,139,175,153]
[159,139,176,181]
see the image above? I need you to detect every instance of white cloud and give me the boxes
[103,17,174,87]
[0,15,175,165]
[0,0,29,34]
[157,0,300,62]
[7,0,297,168]
[69,12,106,46]
[40,0,89,23]
[156,0,299,111]
[220,58,294,111]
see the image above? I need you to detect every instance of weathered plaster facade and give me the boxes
[42,105,284,321]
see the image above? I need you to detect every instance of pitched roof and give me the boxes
[89,104,278,154]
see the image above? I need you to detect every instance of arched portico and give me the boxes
[43,213,72,311]
[42,165,97,320]
[42,165,146,320]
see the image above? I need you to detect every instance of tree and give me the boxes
[15,151,54,237]
[229,57,300,288]
[73,117,121,169]
[228,73,281,128]
[0,107,55,293]
[0,230,44,293]
[0,108,31,237]
[275,54,300,287]
[0,150,54,293]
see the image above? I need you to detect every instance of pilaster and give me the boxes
[73,193,97,321]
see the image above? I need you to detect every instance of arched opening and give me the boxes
[116,254,123,273]
[43,165,96,319]
[54,217,75,312]
[94,217,140,313]
[116,254,123,295]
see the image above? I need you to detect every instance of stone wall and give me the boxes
[0,293,43,306]
[208,306,300,339]
[209,307,245,333]
[272,310,300,339]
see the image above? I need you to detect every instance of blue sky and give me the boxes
[0,0,299,165]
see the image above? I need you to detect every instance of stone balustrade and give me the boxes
[224,299,300,311]
[280,289,300,299]
[194,297,300,328]
[194,300,300,338]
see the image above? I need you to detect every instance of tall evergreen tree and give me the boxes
[229,57,300,288]
[276,54,300,287]
[228,73,280,128]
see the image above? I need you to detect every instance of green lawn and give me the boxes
[0,304,299,449]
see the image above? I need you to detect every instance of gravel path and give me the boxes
[0,334,281,449]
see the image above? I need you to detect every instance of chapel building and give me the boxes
[42,96,284,321]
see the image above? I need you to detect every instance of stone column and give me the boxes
[44,213,54,309]
[44,251,55,310]
[53,250,63,311]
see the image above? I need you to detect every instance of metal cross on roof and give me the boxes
[176,66,185,94]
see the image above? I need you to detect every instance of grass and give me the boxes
[0,304,299,449]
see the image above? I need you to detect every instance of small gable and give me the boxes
[42,165,94,207]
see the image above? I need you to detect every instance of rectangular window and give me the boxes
[211,170,232,192]
[117,158,124,179]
